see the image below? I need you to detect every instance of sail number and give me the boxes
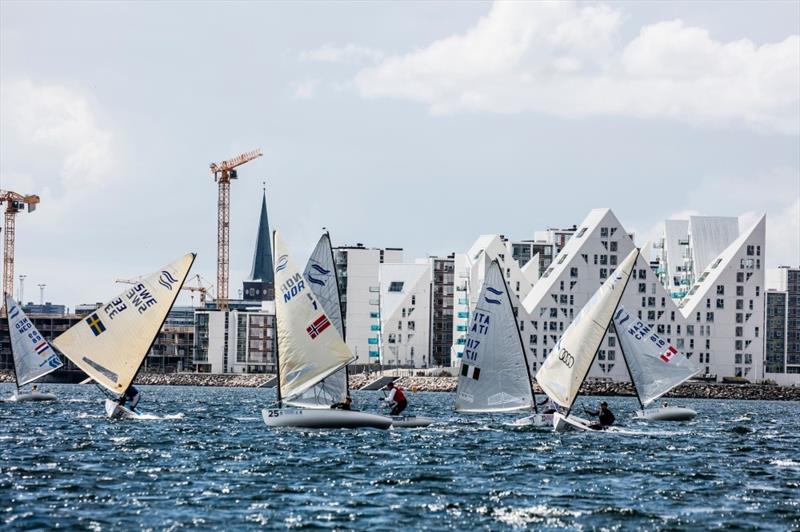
[464,338,480,361]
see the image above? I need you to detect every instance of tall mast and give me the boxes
[325,230,349,392]
[272,230,282,406]
[614,315,645,411]
[496,259,537,413]
[565,249,639,418]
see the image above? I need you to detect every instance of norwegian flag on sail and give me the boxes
[306,314,331,339]
[660,345,678,363]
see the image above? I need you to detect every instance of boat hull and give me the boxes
[552,412,628,433]
[510,413,554,427]
[104,398,141,419]
[9,391,58,402]
[262,408,392,429]
[635,406,697,421]
[389,415,434,428]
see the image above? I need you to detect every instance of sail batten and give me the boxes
[454,259,533,413]
[5,295,63,387]
[536,249,639,409]
[287,232,348,408]
[614,306,701,406]
[52,253,195,395]
[273,231,354,402]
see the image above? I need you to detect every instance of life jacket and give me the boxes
[393,386,406,402]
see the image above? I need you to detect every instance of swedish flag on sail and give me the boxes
[86,313,106,336]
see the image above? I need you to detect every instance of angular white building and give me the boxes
[451,208,770,383]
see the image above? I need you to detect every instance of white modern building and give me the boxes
[378,262,432,367]
[451,208,770,383]
[193,301,276,374]
[333,244,403,364]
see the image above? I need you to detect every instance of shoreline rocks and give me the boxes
[1,370,798,400]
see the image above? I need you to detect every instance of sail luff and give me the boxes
[52,253,195,395]
[536,248,639,410]
[616,328,645,410]
[564,249,637,416]
[130,253,196,385]
[454,259,534,413]
[613,306,701,407]
[273,231,355,401]
[5,295,64,388]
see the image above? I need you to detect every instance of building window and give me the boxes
[639,283,646,293]
[610,241,617,252]
[600,268,607,279]
[570,267,578,278]
[706,312,714,322]
[716,285,724,295]
[737,272,744,283]
[600,227,609,238]
[388,282,404,292]
[716,299,724,309]
[411,295,416,305]
[408,321,415,331]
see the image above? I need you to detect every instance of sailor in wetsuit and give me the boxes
[537,396,559,415]
[380,381,408,416]
[584,401,615,430]
[331,395,353,410]
[118,384,141,412]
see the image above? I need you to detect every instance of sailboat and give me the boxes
[613,306,700,421]
[285,232,348,409]
[536,248,639,432]
[453,258,549,426]
[52,253,196,418]
[4,295,63,402]
[261,231,392,429]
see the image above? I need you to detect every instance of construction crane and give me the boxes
[116,273,215,307]
[209,149,262,309]
[1,190,40,314]
[182,274,215,307]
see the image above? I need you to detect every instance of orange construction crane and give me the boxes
[210,149,262,309]
[1,190,40,313]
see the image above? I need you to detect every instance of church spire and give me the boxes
[243,186,274,301]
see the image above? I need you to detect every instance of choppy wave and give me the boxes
[1,383,798,529]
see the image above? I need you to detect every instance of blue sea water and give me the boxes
[1,384,798,530]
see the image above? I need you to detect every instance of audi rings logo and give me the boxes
[558,348,575,368]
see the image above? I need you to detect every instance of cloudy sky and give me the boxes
[1,1,798,307]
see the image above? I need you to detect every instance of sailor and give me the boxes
[662,401,669,408]
[31,384,39,393]
[537,396,559,415]
[118,384,141,412]
[380,381,408,416]
[331,395,353,410]
[584,401,615,430]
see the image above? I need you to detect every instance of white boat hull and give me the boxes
[9,391,58,402]
[635,406,697,421]
[510,413,554,427]
[389,415,434,428]
[105,398,142,419]
[262,408,392,429]
[552,412,628,433]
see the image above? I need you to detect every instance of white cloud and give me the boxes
[300,43,384,65]
[291,79,319,100]
[353,1,800,133]
[1,80,115,191]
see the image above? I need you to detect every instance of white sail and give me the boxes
[454,260,533,412]
[613,306,701,406]
[287,232,348,408]
[274,231,354,401]
[536,248,638,409]
[52,253,195,395]
[5,295,63,387]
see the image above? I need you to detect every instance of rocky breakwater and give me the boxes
[349,374,800,401]
[135,373,274,388]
